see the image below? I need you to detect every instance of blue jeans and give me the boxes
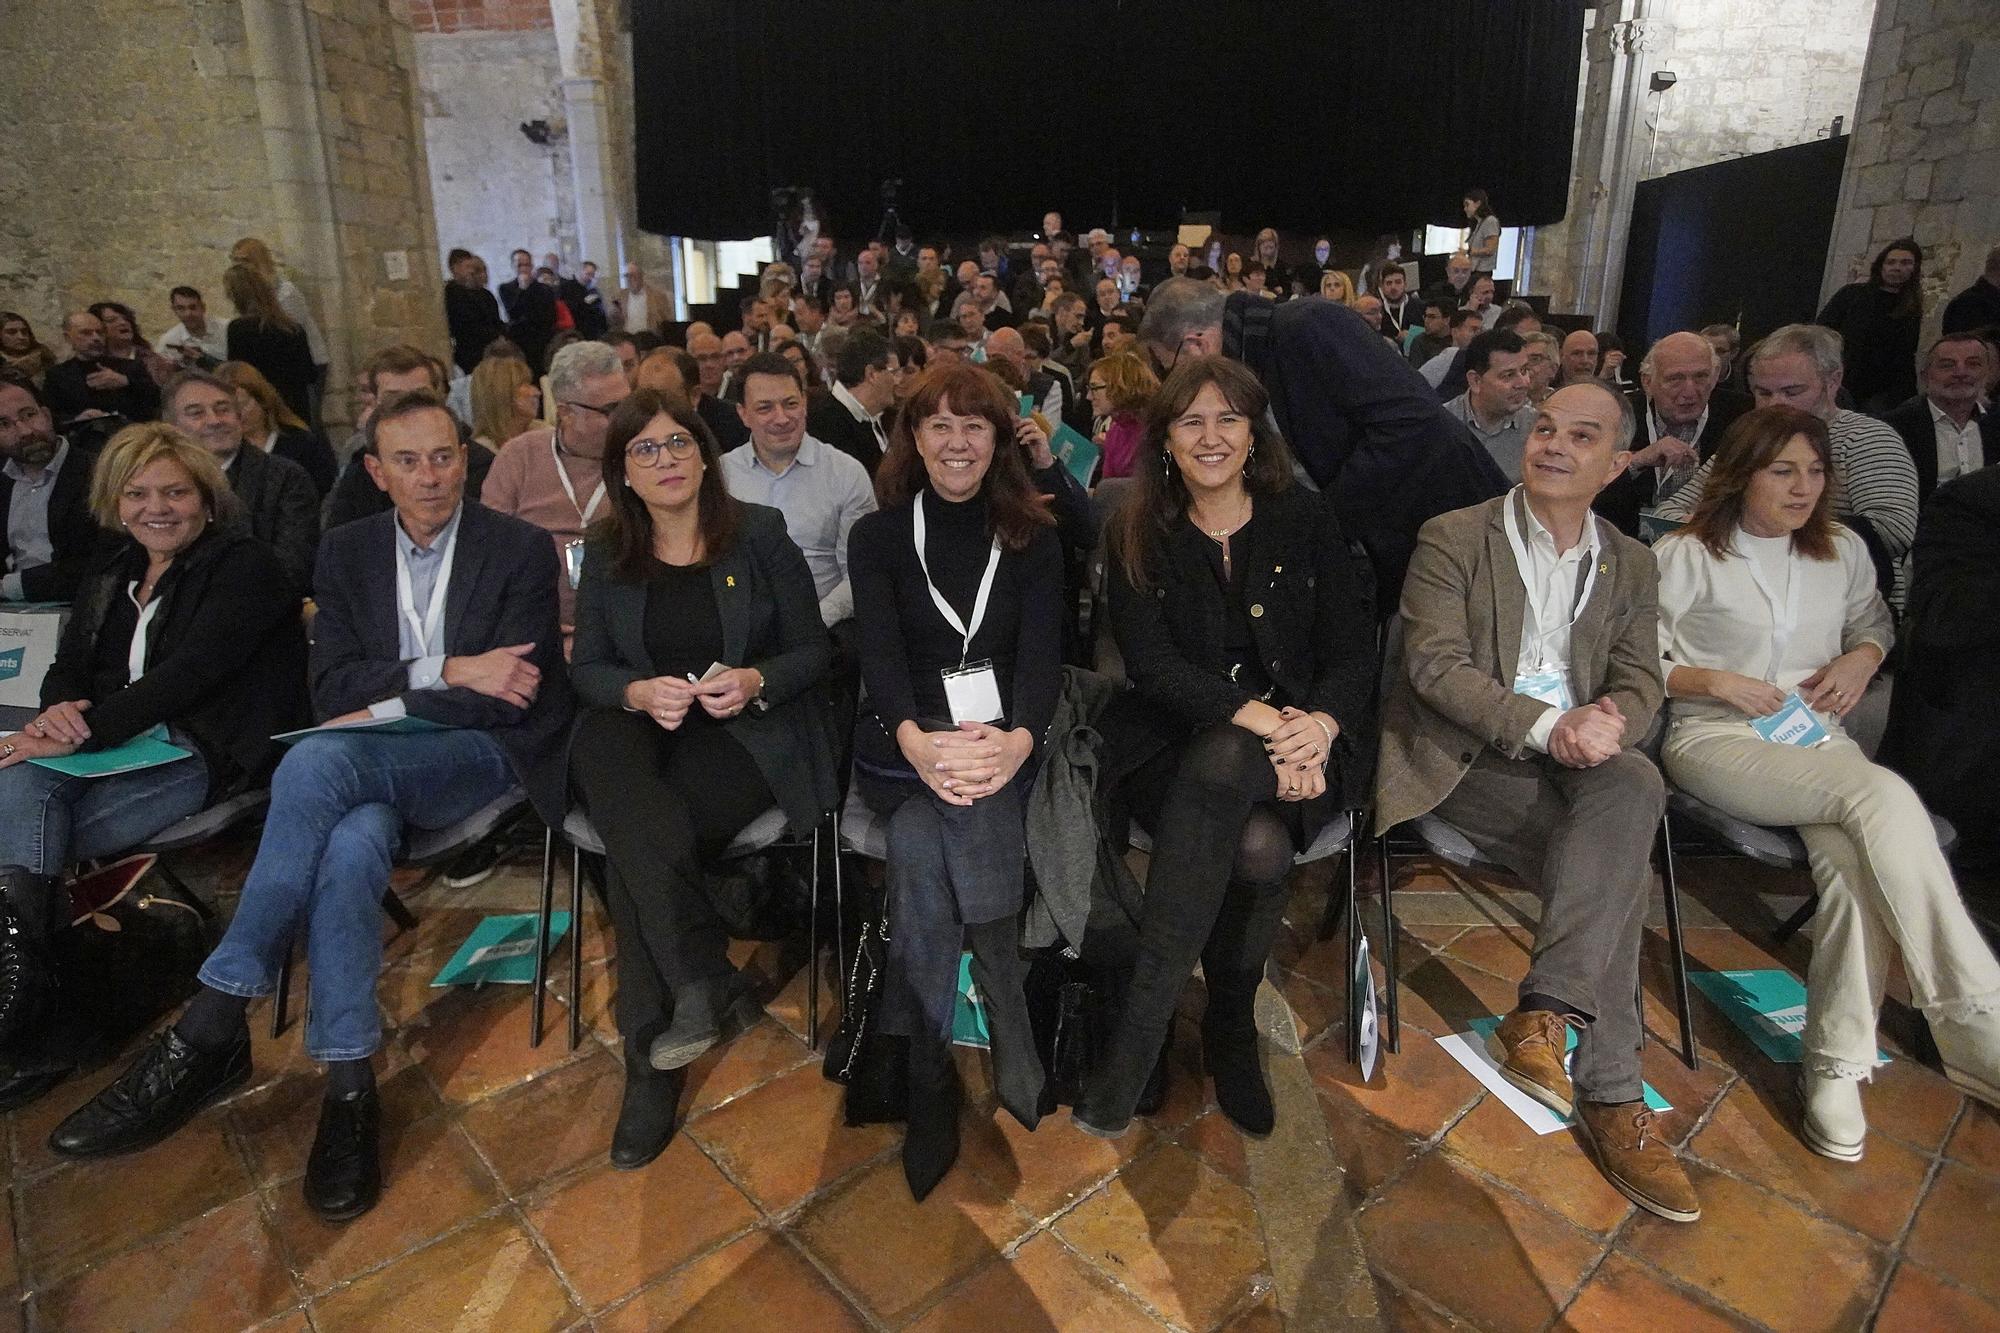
[0,751,210,875]
[198,728,517,1062]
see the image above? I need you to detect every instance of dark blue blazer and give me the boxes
[309,501,574,823]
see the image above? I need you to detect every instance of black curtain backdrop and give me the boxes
[634,1,1587,241]
[1618,137,1850,354]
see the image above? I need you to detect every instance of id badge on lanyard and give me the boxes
[563,539,585,590]
[942,660,1004,724]
[913,493,1005,725]
[1503,488,1595,713]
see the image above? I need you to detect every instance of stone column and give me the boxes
[550,0,625,274]
[239,1,352,393]
[1568,0,1660,328]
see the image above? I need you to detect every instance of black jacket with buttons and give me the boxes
[1105,483,1377,773]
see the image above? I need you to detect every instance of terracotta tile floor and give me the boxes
[7,837,2000,1331]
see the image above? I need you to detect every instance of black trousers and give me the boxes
[571,709,773,1057]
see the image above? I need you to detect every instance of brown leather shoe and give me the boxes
[1576,1101,1700,1223]
[1489,1009,1574,1117]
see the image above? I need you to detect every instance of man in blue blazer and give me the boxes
[50,390,573,1224]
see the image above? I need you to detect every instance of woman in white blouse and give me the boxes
[1656,405,2000,1161]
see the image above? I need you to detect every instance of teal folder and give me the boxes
[432,913,572,987]
[274,714,448,744]
[1051,424,1101,488]
[28,725,192,778]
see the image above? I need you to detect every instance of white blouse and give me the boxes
[1654,524,1893,726]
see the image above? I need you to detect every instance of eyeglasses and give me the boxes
[626,434,701,466]
[1085,383,1107,393]
[561,398,624,418]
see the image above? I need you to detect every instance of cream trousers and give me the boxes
[1665,718,2000,1077]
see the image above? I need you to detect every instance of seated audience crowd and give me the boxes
[0,225,1995,1237]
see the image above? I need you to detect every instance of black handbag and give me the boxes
[55,856,216,1048]
[820,896,908,1125]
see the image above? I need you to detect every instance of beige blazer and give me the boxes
[1373,494,1664,834]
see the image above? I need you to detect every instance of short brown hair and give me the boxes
[363,388,459,457]
[1673,405,1838,562]
[874,362,1054,552]
[89,423,241,530]
[362,344,447,395]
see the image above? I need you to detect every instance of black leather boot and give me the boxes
[1203,969,1275,1136]
[304,1087,382,1221]
[0,866,59,1053]
[902,1035,961,1202]
[966,919,1045,1132]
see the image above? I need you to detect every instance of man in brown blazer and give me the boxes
[1376,380,1699,1225]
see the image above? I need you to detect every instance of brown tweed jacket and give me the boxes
[1373,492,1664,834]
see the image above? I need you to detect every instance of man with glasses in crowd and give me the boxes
[482,341,629,654]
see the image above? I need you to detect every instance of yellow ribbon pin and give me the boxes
[726,575,736,587]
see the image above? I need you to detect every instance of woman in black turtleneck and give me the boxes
[846,361,1064,1201]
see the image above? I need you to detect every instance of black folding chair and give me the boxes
[1663,791,1957,945]
[538,802,841,1050]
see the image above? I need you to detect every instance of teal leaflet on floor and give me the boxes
[432,912,572,987]
[1689,968,1889,1064]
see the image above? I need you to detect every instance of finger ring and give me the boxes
[29,722,44,736]
[1,743,13,758]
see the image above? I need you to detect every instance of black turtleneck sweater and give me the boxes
[848,486,1063,748]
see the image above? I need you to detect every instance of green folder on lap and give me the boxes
[27,725,192,778]
[273,714,448,744]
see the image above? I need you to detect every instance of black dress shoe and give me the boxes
[610,1069,684,1170]
[304,1088,382,1221]
[48,1027,250,1158]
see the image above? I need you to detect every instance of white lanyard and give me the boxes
[912,492,1001,666]
[1732,531,1803,682]
[396,521,457,656]
[550,437,606,526]
[1502,487,1600,672]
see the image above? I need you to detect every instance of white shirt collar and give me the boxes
[1517,488,1599,563]
[832,381,876,425]
[741,433,824,477]
[1929,397,1975,429]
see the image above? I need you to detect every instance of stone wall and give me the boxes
[1531,0,1875,321]
[412,0,675,302]
[1822,0,1999,338]
[416,29,573,274]
[0,0,444,425]
[1642,0,1875,180]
